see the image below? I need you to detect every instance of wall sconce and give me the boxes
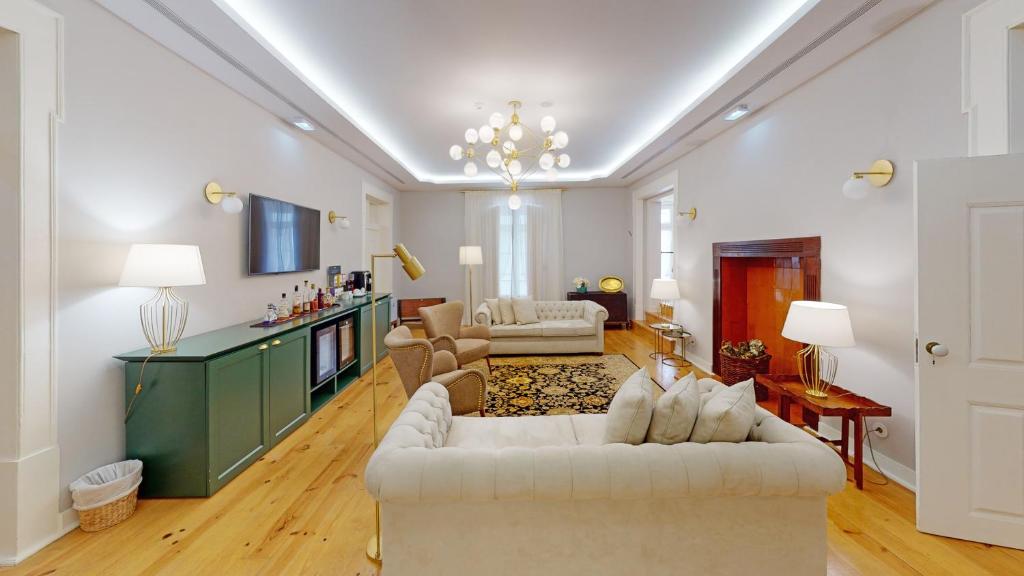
[204,181,243,214]
[328,210,351,229]
[842,159,894,200]
[678,207,697,221]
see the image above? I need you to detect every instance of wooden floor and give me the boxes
[4,327,1022,575]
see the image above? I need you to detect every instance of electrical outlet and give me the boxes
[871,423,888,439]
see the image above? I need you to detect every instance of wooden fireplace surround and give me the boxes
[712,236,821,374]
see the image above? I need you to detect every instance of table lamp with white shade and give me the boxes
[459,245,483,321]
[119,244,206,353]
[650,278,681,308]
[781,301,855,398]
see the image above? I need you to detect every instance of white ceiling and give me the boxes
[98,0,935,190]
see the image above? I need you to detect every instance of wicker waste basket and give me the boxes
[70,459,143,532]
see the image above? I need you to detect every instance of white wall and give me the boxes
[631,0,980,479]
[45,0,397,513]
[396,187,633,309]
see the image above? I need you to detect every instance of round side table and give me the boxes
[649,322,685,367]
[662,328,692,367]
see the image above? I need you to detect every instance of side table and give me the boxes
[648,322,686,367]
[754,374,892,489]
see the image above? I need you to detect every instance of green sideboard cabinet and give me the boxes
[117,294,388,498]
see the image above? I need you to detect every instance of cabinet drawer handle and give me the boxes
[271,339,282,346]
[258,344,269,351]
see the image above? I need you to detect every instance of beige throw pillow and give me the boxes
[646,372,700,444]
[498,298,516,326]
[512,298,540,324]
[603,367,653,445]
[484,298,502,325]
[689,378,756,443]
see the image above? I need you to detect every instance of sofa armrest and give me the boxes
[365,383,452,493]
[582,301,609,326]
[474,303,492,326]
[430,335,457,356]
[459,324,491,341]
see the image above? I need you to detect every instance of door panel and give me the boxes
[360,304,373,375]
[207,344,269,493]
[268,330,309,446]
[916,153,1024,549]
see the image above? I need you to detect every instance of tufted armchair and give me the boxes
[383,325,487,416]
[419,301,491,368]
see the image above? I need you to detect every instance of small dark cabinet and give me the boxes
[566,291,631,329]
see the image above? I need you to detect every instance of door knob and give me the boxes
[925,341,948,364]
[258,343,269,351]
[271,339,282,346]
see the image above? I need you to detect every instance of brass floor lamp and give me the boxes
[367,243,425,562]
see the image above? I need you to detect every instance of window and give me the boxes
[496,205,529,297]
[659,198,674,279]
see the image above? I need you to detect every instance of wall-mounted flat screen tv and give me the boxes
[248,194,320,275]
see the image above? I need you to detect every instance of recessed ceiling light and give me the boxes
[540,100,554,108]
[292,118,315,131]
[474,101,485,110]
[723,105,750,121]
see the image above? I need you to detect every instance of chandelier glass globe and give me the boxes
[502,140,516,155]
[479,125,494,143]
[507,159,522,176]
[553,131,569,149]
[508,194,522,210]
[557,153,571,168]
[486,149,502,168]
[489,112,505,129]
[464,161,478,177]
[449,144,463,161]
[539,153,554,170]
[464,128,478,144]
[509,124,523,141]
[540,115,556,133]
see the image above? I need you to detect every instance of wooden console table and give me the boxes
[754,374,892,489]
[566,291,630,328]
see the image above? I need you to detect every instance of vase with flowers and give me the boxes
[572,277,589,293]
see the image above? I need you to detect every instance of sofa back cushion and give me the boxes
[603,367,654,444]
[535,301,585,321]
[498,298,516,325]
[512,298,541,324]
[689,378,757,443]
[646,372,700,444]
[484,298,502,325]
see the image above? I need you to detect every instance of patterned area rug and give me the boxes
[465,354,644,417]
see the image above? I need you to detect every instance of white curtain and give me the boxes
[465,189,563,318]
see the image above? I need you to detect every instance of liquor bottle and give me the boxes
[317,286,325,309]
[292,285,302,316]
[265,304,277,325]
[278,293,290,320]
[310,283,319,312]
[302,281,311,313]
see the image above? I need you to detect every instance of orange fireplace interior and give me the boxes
[720,257,805,375]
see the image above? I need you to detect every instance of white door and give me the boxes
[916,153,1024,549]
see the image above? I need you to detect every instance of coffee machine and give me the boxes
[350,270,371,292]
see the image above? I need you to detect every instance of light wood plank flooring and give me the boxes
[3,327,1021,575]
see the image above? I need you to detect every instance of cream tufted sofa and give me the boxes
[474,300,608,355]
[366,381,848,576]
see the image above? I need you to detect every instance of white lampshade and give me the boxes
[459,245,483,265]
[650,278,680,300]
[842,176,871,200]
[119,244,206,288]
[782,301,855,347]
[221,195,244,214]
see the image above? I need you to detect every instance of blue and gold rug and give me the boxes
[467,354,643,417]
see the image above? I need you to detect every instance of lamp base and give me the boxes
[140,287,189,354]
[367,534,381,561]
[804,388,828,399]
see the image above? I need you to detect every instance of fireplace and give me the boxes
[712,237,821,376]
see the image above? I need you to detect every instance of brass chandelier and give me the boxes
[448,100,570,209]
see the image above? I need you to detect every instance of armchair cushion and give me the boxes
[454,338,490,365]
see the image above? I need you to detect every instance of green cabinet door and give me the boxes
[359,304,373,375]
[268,330,310,446]
[207,343,270,493]
[375,296,390,362]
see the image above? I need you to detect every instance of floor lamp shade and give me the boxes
[459,245,483,265]
[650,278,681,301]
[119,244,206,354]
